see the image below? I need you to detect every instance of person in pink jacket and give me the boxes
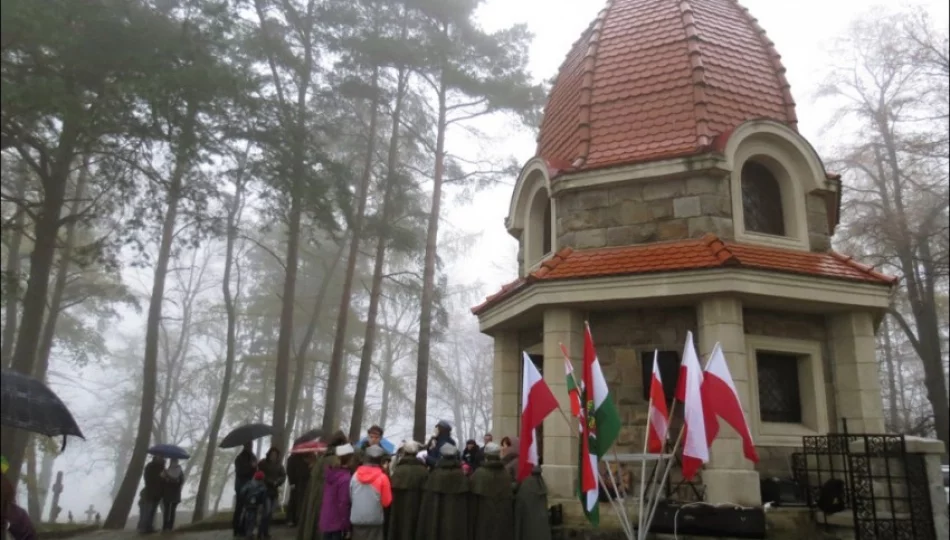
[319,444,355,540]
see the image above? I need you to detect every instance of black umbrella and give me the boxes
[1,369,84,450]
[148,444,190,460]
[294,428,323,446]
[219,423,274,449]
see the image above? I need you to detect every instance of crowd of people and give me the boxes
[232,421,551,540]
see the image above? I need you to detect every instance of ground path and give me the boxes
[75,526,298,540]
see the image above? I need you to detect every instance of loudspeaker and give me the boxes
[645,501,767,539]
[760,477,805,506]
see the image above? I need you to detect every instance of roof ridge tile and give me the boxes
[701,233,739,265]
[828,251,899,284]
[678,0,712,149]
[731,0,798,129]
[574,3,612,168]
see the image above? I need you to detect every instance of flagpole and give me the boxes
[640,350,713,537]
[636,350,657,540]
[553,405,634,539]
[559,342,634,540]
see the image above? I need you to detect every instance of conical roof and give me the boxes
[536,0,797,173]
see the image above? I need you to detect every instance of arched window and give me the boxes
[741,161,786,236]
[525,187,553,268]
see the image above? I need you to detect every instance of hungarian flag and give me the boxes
[679,331,709,481]
[578,325,621,525]
[518,352,559,482]
[702,343,759,463]
[647,351,670,454]
[560,343,581,419]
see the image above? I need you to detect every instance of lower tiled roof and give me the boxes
[471,234,895,315]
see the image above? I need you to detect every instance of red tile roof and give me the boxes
[471,234,896,315]
[536,0,797,173]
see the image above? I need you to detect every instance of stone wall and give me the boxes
[743,308,839,430]
[806,194,832,252]
[554,175,733,250]
[587,308,697,451]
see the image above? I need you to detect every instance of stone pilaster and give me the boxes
[696,296,761,505]
[492,330,520,443]
[541,308,585,499]
[828,312,885,433]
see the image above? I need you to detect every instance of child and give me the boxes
[319,444,354,540]
[349,445,392,540]
[240,471,269,539]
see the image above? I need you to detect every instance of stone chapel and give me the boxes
[471,0,897,507]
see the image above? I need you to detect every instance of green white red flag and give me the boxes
[578,325,621,526]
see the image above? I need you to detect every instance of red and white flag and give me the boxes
[677,332,708,480]
[701,343,759,463]
[646,351,670,454]
[518,352,559,482]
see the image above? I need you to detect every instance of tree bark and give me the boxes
[192,174,245,522]
[1,173,27,367]
[286,240,345,437]
[2,119,79,484]
[103,103,196,529]
[323,66,381,435]
[413,71,448,443]
[350,67,407,439]
[25,443,41,520]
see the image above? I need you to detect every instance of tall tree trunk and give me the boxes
[38,450,55,512]
[412,74,448,443]
[881,317,900,431]
[1,173,27,366]
[193,176,245,522]
[2,120,79,484]
[104,104,196,529]
[272,191,301,452]
[350,67,407,439]
[214,461,233,514]
[286,240,346,437]
[34,157,89,384]
[323,66,382,435]
[379,336,395,430]
[25,443,41,519]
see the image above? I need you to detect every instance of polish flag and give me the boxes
[518,352,559,482]
[678,332,708,480]
[646,351,670,454]
[701,343,759,463]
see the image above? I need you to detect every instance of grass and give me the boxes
[37,523,99,539]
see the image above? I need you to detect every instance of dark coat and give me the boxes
[461,446,482,471]
[160,469,184,504]
[502,450,520,482]
[297,453,338,540]
[234,449,257,491]
[514,469,551,540]
[143,460,164,501]
[386,457,428,540]
[258,458,287,498]
[470,459,515,540]
[417,458,471,540]
[425,433,457,467]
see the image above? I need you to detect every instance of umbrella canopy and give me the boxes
[357,437,395,454]
[219,423,274,449]
[290,440,327,454]
[1,369,84,448]
[294,428,323,446]
[148,444,190,460]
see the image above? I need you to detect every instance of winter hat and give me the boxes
[253,470,264,480]
[440,443,459,457]
[483,442,501,457]
[436,419,452,430]
[365,445,386,459]
[402,440,422,454]
[336,444,354,457]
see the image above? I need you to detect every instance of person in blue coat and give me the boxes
[425,420,457,468]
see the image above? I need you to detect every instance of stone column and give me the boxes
[828,312,885,433]
[492,330,521,443]
[541,308,585,499]
[696,296,761,506]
